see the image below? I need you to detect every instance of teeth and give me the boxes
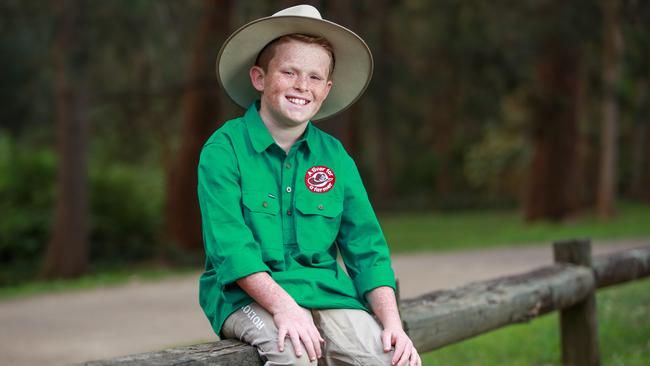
[288,97,308,105]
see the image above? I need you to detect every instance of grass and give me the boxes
[379,201,650,253]
[420,278,650,365]
[2,201,648,299]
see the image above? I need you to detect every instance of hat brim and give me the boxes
[216,15,373,121]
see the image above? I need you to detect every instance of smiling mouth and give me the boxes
[286,96,310,106]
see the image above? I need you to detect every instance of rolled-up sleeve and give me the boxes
[336,152,396,302]
[198,138,270,287]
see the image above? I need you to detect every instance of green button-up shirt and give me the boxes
[198,101,396,336]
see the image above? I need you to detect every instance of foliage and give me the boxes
[0,133,165,286]
[464,91,531,201]
[421,279,650,365]
[89,162,164,264]
[1,0,650,276]
[0,134,55,284]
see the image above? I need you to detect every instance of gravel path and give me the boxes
[1,239,647,366]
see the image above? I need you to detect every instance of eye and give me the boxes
[310,75,323,81]
[282,70,295,76]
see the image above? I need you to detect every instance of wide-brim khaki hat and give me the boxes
[216,5,373,121]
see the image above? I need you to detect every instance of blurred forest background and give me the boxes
[1,0,649,286]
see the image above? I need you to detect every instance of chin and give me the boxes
[284,111,316,124]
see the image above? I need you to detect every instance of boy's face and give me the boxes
[250,40,333,128]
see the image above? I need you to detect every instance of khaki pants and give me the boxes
[222,302,393,365]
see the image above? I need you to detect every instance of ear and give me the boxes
[249,66,266,92]
[322,79,333,100]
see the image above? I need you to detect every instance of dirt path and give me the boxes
[1,239,647,366]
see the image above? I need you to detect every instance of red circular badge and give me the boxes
[304,166,336,193]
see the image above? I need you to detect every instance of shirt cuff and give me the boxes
[353,265,397,299]
[217,254,270,287]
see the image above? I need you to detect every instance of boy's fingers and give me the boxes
[310,329,322,358]
[396,344,411,366]
[415,350,422,366]
[391,338,406,365]
[382,330,392,352]
[277,327,287,352]
[409,349,417,366]
[300,331,317,361]
[289,330,303,357]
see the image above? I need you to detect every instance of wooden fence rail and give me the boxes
[83,241,650,366]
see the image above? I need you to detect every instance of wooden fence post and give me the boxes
[553,239,601,366]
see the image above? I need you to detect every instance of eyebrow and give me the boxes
[282,64,328,78]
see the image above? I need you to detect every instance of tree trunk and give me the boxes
[574,51,592,207]
[525,40,581,222]
[629,80,649,200]
[42,0,89,278]
[597,0,623,218]
[430,67,460,200]
[317,0,357,154]
[368,0,396,203]
[164,0,231,252]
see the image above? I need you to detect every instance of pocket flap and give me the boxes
[295,194,343,218]
[242,191,279,215]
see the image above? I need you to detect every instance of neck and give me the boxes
[259,111,308,153]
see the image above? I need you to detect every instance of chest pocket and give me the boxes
[242,191,279,215]
[295,192,343,252]
[242,191,282,260]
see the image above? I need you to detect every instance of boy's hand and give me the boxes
[273,305,324,362]
[381,323,421,366]
[236,272,324,361]
[366,286,421,366]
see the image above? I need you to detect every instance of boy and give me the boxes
[198,5,420,366]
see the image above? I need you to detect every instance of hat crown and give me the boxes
[272,5,322,19]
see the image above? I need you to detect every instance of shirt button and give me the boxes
[318,204,324,210]
[285,162,292,169]
[262,201,269,208]
[286,186,292,193]
[287,210,293,216]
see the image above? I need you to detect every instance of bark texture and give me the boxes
[525,39,581,221]
[165,0,232,252]
[554,239,600,366]
[42,0,89,279]
[80,339,262,366]
[597,0,623,218]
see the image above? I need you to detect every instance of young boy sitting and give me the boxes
[198,5,421,366]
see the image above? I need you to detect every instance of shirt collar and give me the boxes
[244,101,275,153]
[244,101,315,154]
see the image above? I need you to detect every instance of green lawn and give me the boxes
[380,202,650,253]
[2,202,648,299]
[420,278,650,365]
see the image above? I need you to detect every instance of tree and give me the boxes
[42,0,89,278]
[365,0,398,203]
[524,1,592,221]
[597,0,624,218]
[164,0,233,252]
[317,0,359,157]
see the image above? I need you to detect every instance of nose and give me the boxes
[294,74,308,91]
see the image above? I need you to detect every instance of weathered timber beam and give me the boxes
[554,239,600,366]
[593,246,650,288]
[80,339,262,366]
[81,246,650,365]
[400,264,595,353]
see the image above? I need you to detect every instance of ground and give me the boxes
[0,239,646,366]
